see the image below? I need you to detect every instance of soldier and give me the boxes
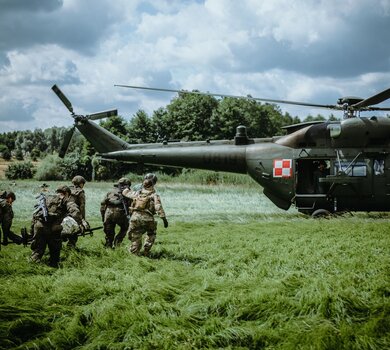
[132,173,158,192]
[30,185,82,267]
[313,160,330,194]
[123,174,168,257]
[67,175,89,248]
[0,191,22,245]
[100,177,131,248]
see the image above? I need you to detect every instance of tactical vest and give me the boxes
[34,195,65,222]
[105,190,125,207]
[70,186,82,205]
[131,190,154,214]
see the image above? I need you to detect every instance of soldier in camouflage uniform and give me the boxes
[0,191,22,245]
[123,174,168,257]
[30,185,82,267]
[67,175,89,248]
[132,173,158,192]
[100,177,131,248]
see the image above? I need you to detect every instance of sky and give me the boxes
[1,0,390,133]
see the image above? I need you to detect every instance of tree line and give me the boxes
[1,93,335,180]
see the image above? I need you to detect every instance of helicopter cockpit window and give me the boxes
[334,161,367,177]
[374,159,385,175]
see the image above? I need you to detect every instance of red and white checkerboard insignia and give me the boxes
[273,159,292,178]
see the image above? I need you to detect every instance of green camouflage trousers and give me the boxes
[128,214,157,256]
[103,206,129,248]
[30,221,63,267]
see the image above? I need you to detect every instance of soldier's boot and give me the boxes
[142,242,153,257]
[129,241,141,255]
[48,249,60,268]
[113,229,127,247]
[48,259,59,268]
[67,235,78,249]
[30,251,42,263]
[104,237,113,248]
[9,231,22,245]
[113,237,122,247]
[142,234,155,257]
[2,232,8,245]
[142,247,151,257]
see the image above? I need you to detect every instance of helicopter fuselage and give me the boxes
[95,117,390,215]
[52,83,390,215]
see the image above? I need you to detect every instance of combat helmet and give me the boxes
[56,185,71,195]
[117,177,131,187]
[144,173,157,185]
[72,175,86,186]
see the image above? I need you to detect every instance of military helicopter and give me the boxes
[52,84,390,216]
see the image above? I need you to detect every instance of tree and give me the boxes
[32,129,47,153]
[127,110,155,143]
[165,92,219,141]
[211,98,284,139]
[99,115,128,139]
[268,111,301,136]
[0,132,17,153]
[1,146,11,161]
[15,148,24,161]
[30,148,40,161]
[151,107,173,142]
[303,114,326,122]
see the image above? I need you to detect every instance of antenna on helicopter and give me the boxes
[52,84,118,157]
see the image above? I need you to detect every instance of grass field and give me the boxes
[0,180,389,349]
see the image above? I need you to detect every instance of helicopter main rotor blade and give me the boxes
[52,84,74,114]
[352,87,390,109]
[59,126,75,158]
[87,109,118,120]
[115,84,338,110]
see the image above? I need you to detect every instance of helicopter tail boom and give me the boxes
[100,144,248,173]
[76,119,130,154]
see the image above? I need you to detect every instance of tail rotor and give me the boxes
[51,84,118,157]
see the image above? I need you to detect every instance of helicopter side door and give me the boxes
[294,158,333,214]
[372,155,390,208]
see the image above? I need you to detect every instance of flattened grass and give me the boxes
[0,180,389,349]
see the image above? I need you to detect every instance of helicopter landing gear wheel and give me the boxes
[311,209,331,218]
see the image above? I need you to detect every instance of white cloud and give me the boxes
[0,0,389,132]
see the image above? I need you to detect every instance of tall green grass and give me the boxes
[0,180,389,349]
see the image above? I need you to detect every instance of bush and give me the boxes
[15,149,24,161]
[34,155,65,180]
[0,145,11,161]
[30,148,40,161]
[34,153,92,181]
[5,161,35,179]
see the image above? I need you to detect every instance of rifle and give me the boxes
[17,226,103,246]
[117,184,130,219]
[33,193,48,221]
[61,226,103,241]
